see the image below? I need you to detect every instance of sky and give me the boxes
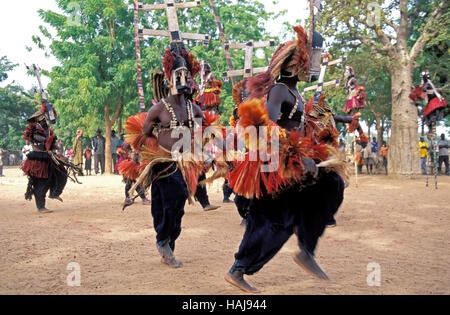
[0,0,306,90]
[0,0,61,89]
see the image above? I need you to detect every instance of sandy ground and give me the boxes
[0,166,449,295]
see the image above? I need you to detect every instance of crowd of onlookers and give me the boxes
[70,129,124,176]
[343,133,449,176]
[340,137,389,175]
[419,134,449,176]
[0,129,125,177]
[1,132,448,177]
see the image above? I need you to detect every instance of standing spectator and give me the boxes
[355,140,364,174]
[56,139,64,155]
[111,130,120,174]
[362,141,376,175]
[9,153,16,166]
[371,137,378,153]
[437,134,449,175]
[66,149,73,163]
[92,129,106,175]
[21,141,33,175]
[338,139,346,153]
[380,142,389,176]
[73,130,84,176]
[22,141,32,162]
[84,146,93,176]
[0,146,4,177]
[118,133,125,148]
[419,137,429,175]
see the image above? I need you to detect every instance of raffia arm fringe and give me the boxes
[128,157,174,198]
[199,168,229,186]
[178,163,195,205]
[317,147,350,186]
[129,145,201,206]
[50,152,83,184]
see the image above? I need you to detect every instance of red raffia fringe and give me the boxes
[118,160,140,181]
[21,159,49,179]
[124,112,158,153]
[228,98,331,199]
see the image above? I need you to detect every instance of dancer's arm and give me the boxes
[142,102,163,137]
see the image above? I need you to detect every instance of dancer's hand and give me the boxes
[302,158,318,178]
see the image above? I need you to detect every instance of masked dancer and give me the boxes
[225,25,349,293]
[21,101,71,213]
[124,43,205,268]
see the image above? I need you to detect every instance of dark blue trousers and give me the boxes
[234,195,250,219]
[26,160,68,210]
[231,171,344,275]
[223,179,234,200]
[151,163,189,252]
[195,173,210,209]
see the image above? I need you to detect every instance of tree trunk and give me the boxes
[104,105,113,174]
[375,113,384,156]
[388,64,420,177]
[117,115,122,135]
[104,97,122,174]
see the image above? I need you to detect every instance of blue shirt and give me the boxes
[371,142,378,153]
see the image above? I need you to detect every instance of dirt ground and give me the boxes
[0,166,449,295]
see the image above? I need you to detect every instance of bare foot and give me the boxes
[225,271,261,294]
[161,257,183,268]
[294,251,330,280]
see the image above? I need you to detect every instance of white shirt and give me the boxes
[22,145,32,161]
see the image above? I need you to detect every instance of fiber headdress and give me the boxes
[152,43,201,102]
[247,26,310,100]
[162,45,201,81]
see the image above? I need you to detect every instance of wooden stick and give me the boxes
[209,0,237,86]
[222,40,275,81]
[135,0,209,44]
[353,131,358,188]
[140,1,201,11]
[133,1,146,112]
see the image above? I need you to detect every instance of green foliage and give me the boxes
[0,85,38,150]
[0,56,17,83]
[0,55,36,150]
[33,0,279,143]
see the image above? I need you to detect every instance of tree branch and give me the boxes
[410,0,449,63]
[349,13,397,59]
[408,0,423,35]
[436,83,450,93]
[110,96,122,126]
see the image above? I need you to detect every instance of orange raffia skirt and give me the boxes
[227,98,348,200]
[123,112,204,203]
